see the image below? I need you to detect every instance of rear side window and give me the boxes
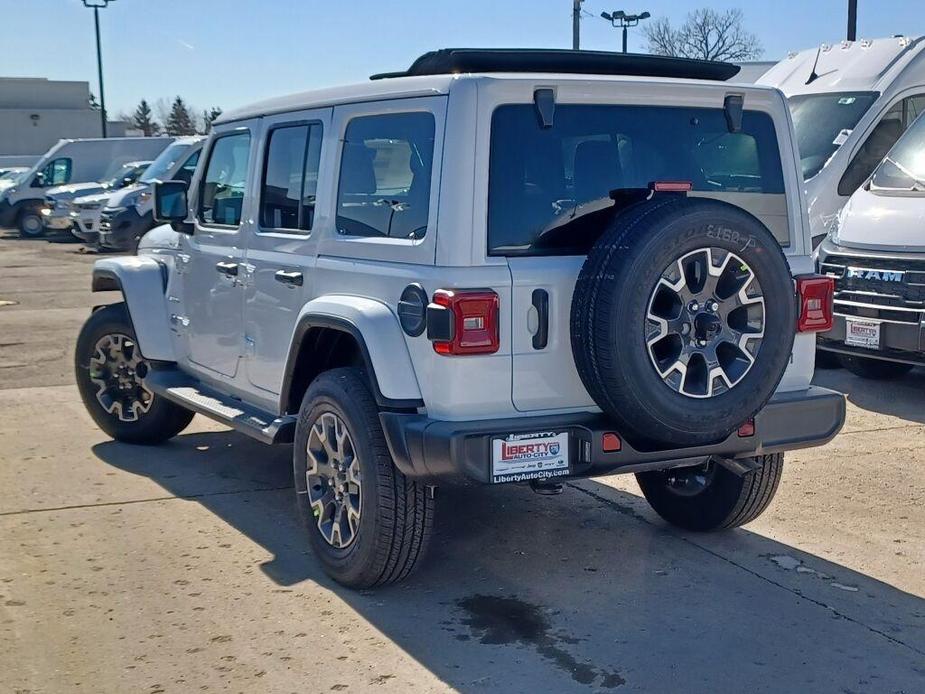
[260,123,323,232]
[488,105,785,256]
[336,112,435,239]
[198,131,251,227]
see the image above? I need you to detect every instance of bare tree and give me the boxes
[644,8,763,62]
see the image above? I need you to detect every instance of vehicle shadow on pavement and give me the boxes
[92,430,925,692]
[814,366,925,425]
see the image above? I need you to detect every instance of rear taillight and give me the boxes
[427,289,500,355]
[796,274,834,333]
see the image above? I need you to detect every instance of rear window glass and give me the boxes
[488,105,786,256]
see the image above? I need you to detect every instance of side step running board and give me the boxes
[144,368,296,445]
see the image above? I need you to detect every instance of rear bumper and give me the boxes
[818,314,925,366]
[381,386,846,484]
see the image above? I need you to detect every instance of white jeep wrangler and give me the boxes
[75,49,846,588]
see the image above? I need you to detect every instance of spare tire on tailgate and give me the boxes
[571,196,795,447]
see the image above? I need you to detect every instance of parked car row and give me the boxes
[0,135,203,251]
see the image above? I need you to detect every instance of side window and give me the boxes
[839,94,925,196]
[176,150,200,186]
[34,157,71,187]
[336,112,435,239]
[259,123,322,232]
[198,132,251,227]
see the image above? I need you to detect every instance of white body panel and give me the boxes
[93,256,177,362]
[834,187,925,253]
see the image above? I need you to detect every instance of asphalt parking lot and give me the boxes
[0,228,923,693]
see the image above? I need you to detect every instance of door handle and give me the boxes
[531,289,549,350]
[274,269,303,287]
[215,261,239,277]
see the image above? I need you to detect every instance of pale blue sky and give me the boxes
[3,0,923,117]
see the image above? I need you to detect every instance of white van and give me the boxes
[0,137,174,237]
[760,36,925,246]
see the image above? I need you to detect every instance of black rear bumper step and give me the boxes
[381,386,846,485]
[145,368,295,445]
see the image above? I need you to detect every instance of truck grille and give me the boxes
[820,254,925,324]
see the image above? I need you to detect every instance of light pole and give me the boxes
[572,0,584,50]
[847,0,858,41]
[601,10,650,53]
[81,0,117,138]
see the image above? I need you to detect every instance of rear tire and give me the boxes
[18,208,45,238]
[636,453,783,531]
[293,368,434,588]
[840,355,913,380]
[75,303,194,444]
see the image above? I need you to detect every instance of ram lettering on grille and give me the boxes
[846,267,905,283]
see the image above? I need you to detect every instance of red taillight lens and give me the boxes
[430,289,500,355]
[737,419,755,437]
[796,275,834,333]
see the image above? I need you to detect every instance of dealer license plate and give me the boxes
[845,318,880,349]
[491,431,570,484]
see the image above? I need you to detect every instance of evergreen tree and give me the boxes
[131,99,161,136]
[201,106,223,133]
[89,92,101,110]
[164,96,197,136]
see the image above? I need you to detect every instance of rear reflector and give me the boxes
[796,274,834,332]
[737,419,755,437]
[651,180,693,192]
[602,432,622,452]
[429,289,500,355]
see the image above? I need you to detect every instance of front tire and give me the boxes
[293,368,434,588]
[75,303,194,444]
[18,208,45,238]
[636,453,783,531]
[840,355,913,380]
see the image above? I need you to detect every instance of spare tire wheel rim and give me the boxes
[306,412,362,549]
[88,333,154,421]
[645,246,765,399]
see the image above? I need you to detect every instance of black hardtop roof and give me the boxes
[370,48,741,82]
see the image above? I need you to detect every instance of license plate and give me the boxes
[491,431,570,484]
[845,318,881,349]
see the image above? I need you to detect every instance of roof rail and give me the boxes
[370,48,740,82]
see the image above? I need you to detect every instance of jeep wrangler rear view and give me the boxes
[75,49,846,588]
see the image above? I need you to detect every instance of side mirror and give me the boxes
[31,172,45,188]
[153,180,192,233]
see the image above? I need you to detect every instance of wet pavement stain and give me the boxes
[457,595,625,688]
